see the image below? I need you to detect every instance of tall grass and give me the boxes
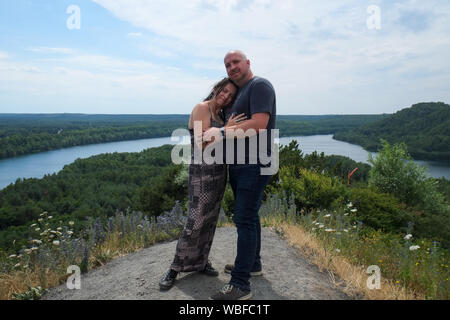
[259,193,449,300]
[0,202,191,300]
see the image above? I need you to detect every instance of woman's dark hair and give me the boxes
[204,77,238,121]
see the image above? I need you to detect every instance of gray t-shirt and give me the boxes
[224,76,276,166]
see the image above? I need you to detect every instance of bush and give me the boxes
[271,167,346,211]
[368,140,445,212]
[347,187,410,232]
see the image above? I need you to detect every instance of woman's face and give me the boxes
[215,83,237,108]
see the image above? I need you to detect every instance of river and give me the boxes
[0,134,449,190]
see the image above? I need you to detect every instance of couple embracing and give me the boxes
[159,50,277,300]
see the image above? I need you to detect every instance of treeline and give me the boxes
[277,114,389,137]
[0,114,188,159]
[333,102,450,161]
[0,113,386,159]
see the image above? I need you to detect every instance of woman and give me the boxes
[159,78,246,290]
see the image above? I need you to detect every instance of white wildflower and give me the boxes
[35,228,40,232]
[8,254,17,259]
[325,228,335,232]
[52,240,60,246]
[69,221,74,226]
[38,218,43,222]
[324,214,331,218]
[347,202,353,208]
[350,208,357,213]
[335,249,341,253]
[30,223,37,228]
[409,245,420,251]
[319,224,324,229]
[14,263,21,268]
[48,216,53,219]
[57,227,62,231]
[343,229,349,233]
[404,234,413,240]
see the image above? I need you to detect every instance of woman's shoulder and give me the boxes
[192,101,210,116]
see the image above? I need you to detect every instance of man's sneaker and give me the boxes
[199,261,219,277]
[210,284,252,300]
[224,264,263,276]
[159,268,178,290]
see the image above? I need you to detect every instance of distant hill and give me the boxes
[333,102,450,161]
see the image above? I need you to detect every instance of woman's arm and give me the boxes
[190,103,211,150]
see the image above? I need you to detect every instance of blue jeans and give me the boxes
[228,164,271,291]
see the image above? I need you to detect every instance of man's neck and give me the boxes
[237,72,254,88]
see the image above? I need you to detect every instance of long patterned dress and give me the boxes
[170,116,227,272]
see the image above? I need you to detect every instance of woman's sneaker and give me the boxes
[224,264,263,276]
[200,261,219,276]
[159,268,178,290]
[210,284,252,300]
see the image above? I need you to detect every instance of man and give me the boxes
[205,50,277,300]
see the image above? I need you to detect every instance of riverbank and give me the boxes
[1,135,449,190]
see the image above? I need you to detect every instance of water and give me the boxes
[0,134,449,190]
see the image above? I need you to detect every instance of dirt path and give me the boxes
[42,227,353,300]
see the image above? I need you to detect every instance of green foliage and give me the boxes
[347,187,408,232]
[0,113,386,160]
[0,145,180,252]
[12,286,48,300]
[368,139,445,212]
[137,165,187,217]
[270,167,346,211]
[0,114,190,160]
[334,102,450,161]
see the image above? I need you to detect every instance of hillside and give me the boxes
[333,102,450,161]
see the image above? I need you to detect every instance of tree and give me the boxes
[368,139,445,212]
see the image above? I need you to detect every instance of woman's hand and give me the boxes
[225,113,248,128]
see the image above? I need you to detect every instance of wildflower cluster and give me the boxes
[1,203,188,299]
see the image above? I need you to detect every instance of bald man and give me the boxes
[208,50,277,300]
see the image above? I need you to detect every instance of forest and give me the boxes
[333,102,450,161]
[0,113,387,159]
[0,141,448,254]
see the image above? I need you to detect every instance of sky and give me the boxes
[0,0,449,115]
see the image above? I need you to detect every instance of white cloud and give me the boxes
[0,51,8,59]
[27,47,76,55]
[2,1,450,114]
[89,0,450,114]
[127,32,142,38]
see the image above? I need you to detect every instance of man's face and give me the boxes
[224,53,250,85]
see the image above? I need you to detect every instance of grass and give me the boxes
[1,194,448,300]
[258,193,449,300]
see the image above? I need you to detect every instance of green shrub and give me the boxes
[271,167,346,211]
[368,140,445,212]
[347,187,410,232]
